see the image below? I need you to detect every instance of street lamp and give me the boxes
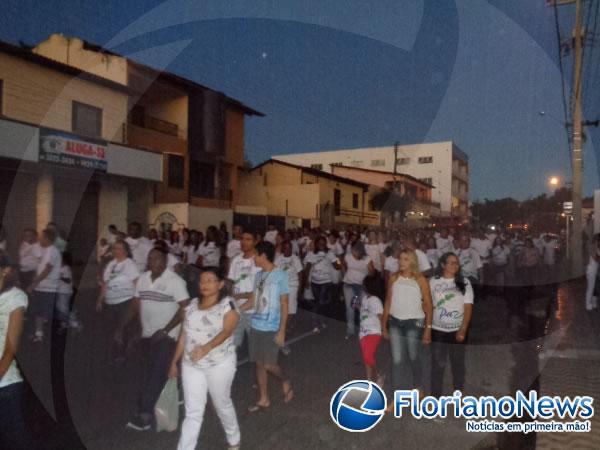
[549,176,560,187]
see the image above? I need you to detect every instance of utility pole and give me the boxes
[550,0,586,275]
[393,141,399,175]
[571,0,584,275]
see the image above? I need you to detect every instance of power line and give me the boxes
[553,1,573,170]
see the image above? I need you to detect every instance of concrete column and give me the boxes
[36,173,53,232]
[98,180,128,238]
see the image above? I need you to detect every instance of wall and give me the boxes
[188,205,232,233]
[0,52,129,143]
[98,178,128,237]
[33,34,128,86]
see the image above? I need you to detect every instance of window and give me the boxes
[352,193,359,209]
[418,156,433,164]
[371,159,386,167]
[420,177,433,185]
[331,162,343,167]
[72,101,102,138]
[396,157,410,165]
[350,160,363,167]
[189,161,215,198]
[310,163,323,170]
[334,189,341,215]
[167,154,185,189]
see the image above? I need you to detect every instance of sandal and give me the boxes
[248,403,270,413]
[282,381,294,404]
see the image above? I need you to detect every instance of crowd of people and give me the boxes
[0,219,568,449]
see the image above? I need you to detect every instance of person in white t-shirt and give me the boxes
[55,252,81,333]
[304,236,339,328]
[342,242,375,338]
[471,230,492,284]
[226,225,243,261]
[426,237,440,271]
[383,241,401,283]
[169,268,241,450]
[18,228,41,288]
[0,262,33,449]
[27,228,62,343]
[125,222,153,273]
[264,225,279,246]
[97,239,140,364]
[197,226,222,269]
[274,240,303,317]
[403,238,433,276]
[228,231,261,348]
[435,228,455,255]
[491,237,511,289]
[125,248,190,431]
[365,231,384,273]
[358,275,384,385]
[454,235,483,285]
[429,252,473,396]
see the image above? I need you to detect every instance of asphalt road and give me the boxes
[17,278,587,450]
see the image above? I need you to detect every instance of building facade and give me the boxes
[235,159,380,230]
[0,40,161,266]
[329,165,441,224]
[274,141,469,219]
[32,34,262,236]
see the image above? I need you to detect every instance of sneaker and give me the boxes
[126,415,151,431]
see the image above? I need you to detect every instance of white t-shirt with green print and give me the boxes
[227,254,261,313]
[429,277,474,332]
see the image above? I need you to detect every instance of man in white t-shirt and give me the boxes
[27,228,62,343]
[18,228,42,288]
[125,222,153,273]
[435,228,455,255]
[264,225,279,246]
[228,230,261,347]
[455,235,483,297]
[125,248,189,431]
[403,238,433,276]
[226,225,243,260]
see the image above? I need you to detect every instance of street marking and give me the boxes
[540,348,600,360]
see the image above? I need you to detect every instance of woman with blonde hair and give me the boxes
[382,249,432,401]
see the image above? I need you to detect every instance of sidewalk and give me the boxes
[536,279,600,450]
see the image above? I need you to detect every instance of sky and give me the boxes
[1,0,599,201]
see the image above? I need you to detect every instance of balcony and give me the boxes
[190,187,233,209]
[124,121,187,154]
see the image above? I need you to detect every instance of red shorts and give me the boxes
[360,334,381,367]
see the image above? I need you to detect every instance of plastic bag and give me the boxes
[155,378,179,432]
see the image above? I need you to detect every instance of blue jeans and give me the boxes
[342,283,364,335]
[388,317,424,391]
[0,382,32,449]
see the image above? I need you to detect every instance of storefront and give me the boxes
[0,117,162,269]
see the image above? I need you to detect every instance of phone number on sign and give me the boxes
[41,153,106,170]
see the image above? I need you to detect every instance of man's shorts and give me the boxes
[248,329,280,365]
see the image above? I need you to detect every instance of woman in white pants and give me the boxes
[585,234,600,311]
[169,268,241,450]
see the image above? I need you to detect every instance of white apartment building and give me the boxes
[274,141,469,218]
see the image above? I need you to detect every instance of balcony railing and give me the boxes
[124,123,187,154]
